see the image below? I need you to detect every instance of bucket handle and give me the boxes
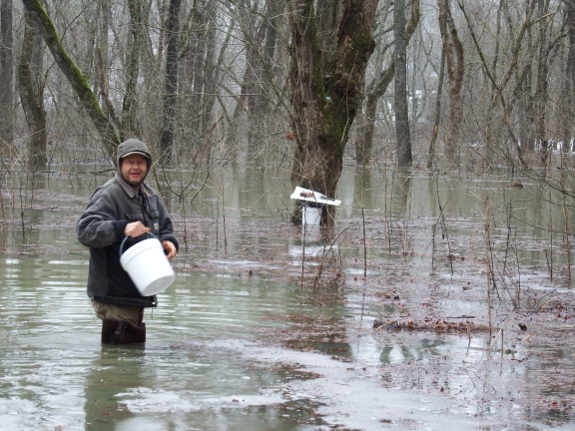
[120,231,158,256]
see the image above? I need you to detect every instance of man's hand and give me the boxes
[124,221,150,237]
[162,241,177,259]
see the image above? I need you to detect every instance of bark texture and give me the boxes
[0,0,13,155]
[438,0,464,165]
[394,0,412,168]
[122,0,144,139]
[289,0,378,224]
[21,0,120,155]
[159,0,181,163]
[18,8,47,169]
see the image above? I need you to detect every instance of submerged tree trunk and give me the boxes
[159,0,181,163]
[21,0,120,155]
[18,7,47,169]
[288,0,378,224]
[438,0,464,165]
[0,0,13,156]
[394,0,412,168]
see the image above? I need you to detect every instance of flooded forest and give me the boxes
[3,0,575,429]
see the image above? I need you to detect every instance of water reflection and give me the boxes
[84,347,148,430]
[0,248,341,430]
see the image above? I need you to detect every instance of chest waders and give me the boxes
[101,309,146,345]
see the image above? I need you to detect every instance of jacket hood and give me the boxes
[116,139,152,169]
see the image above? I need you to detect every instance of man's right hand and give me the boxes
[124,221,150,237]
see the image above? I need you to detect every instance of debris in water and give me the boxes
[372,319,491,333]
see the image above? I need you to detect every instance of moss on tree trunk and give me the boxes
[21,0,120,156]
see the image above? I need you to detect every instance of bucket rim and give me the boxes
[119,238,163,266]
[120,232,160,256]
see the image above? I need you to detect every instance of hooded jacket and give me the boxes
[76,139,179,307]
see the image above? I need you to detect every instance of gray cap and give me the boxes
[116,139,152,168]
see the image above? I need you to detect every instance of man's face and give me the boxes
[120,154,148,186]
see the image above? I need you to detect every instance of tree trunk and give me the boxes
[21,0,120,155]
[563,0,575,152]
[427,47,445,169]
[289,0,378,224]
[189,0,207,140]
[18,7,47,169]
[358,64,394,164]
[458,0,532,169]
[0,0,13,156]
[358,0,420,165]
[516,18,535,154]
[394,0,412,168]
[94,0,110,107]
[182,0,225,153]
[226,0,281,155]
[121,0,144,139]
[159,0,181,163]
[438,0,464,165]
[234,8,266,152]
[534,0,555,163]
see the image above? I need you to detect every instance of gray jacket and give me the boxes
[76,140,178,307]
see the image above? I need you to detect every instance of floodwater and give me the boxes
[1,161,575,430]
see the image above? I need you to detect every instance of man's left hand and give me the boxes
[162,241,177,259]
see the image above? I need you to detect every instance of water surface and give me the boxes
[1,163,574,430]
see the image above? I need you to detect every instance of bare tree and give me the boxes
[184,0,217,144]
[21,0,120,155]
[121,0,144,139]
[562,0,575,152]
[394,0,412,168]
[288,0,379,224]
[358,0,420,165]
[0,0,13,155]
[438,0,464,165]
[220,0,285,158]
[159,0,181,163]
[5,0,572,176]
[458,0,535,169]
[18,6,47,169]
[533,0,561,163]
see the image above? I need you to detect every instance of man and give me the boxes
[77,138,178,344]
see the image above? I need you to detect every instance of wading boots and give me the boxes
[101,310,146,344]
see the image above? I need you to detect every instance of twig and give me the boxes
[539,296,557,308]
[361,206,367,277]
[299,295,325,306]
[374,320,397,331]
[522,333,533,342]
[487,327,503,355]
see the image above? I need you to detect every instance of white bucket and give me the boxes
[120,236,175,296]
[302,205,321,226]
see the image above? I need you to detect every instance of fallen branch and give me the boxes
[372,319,491,333]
